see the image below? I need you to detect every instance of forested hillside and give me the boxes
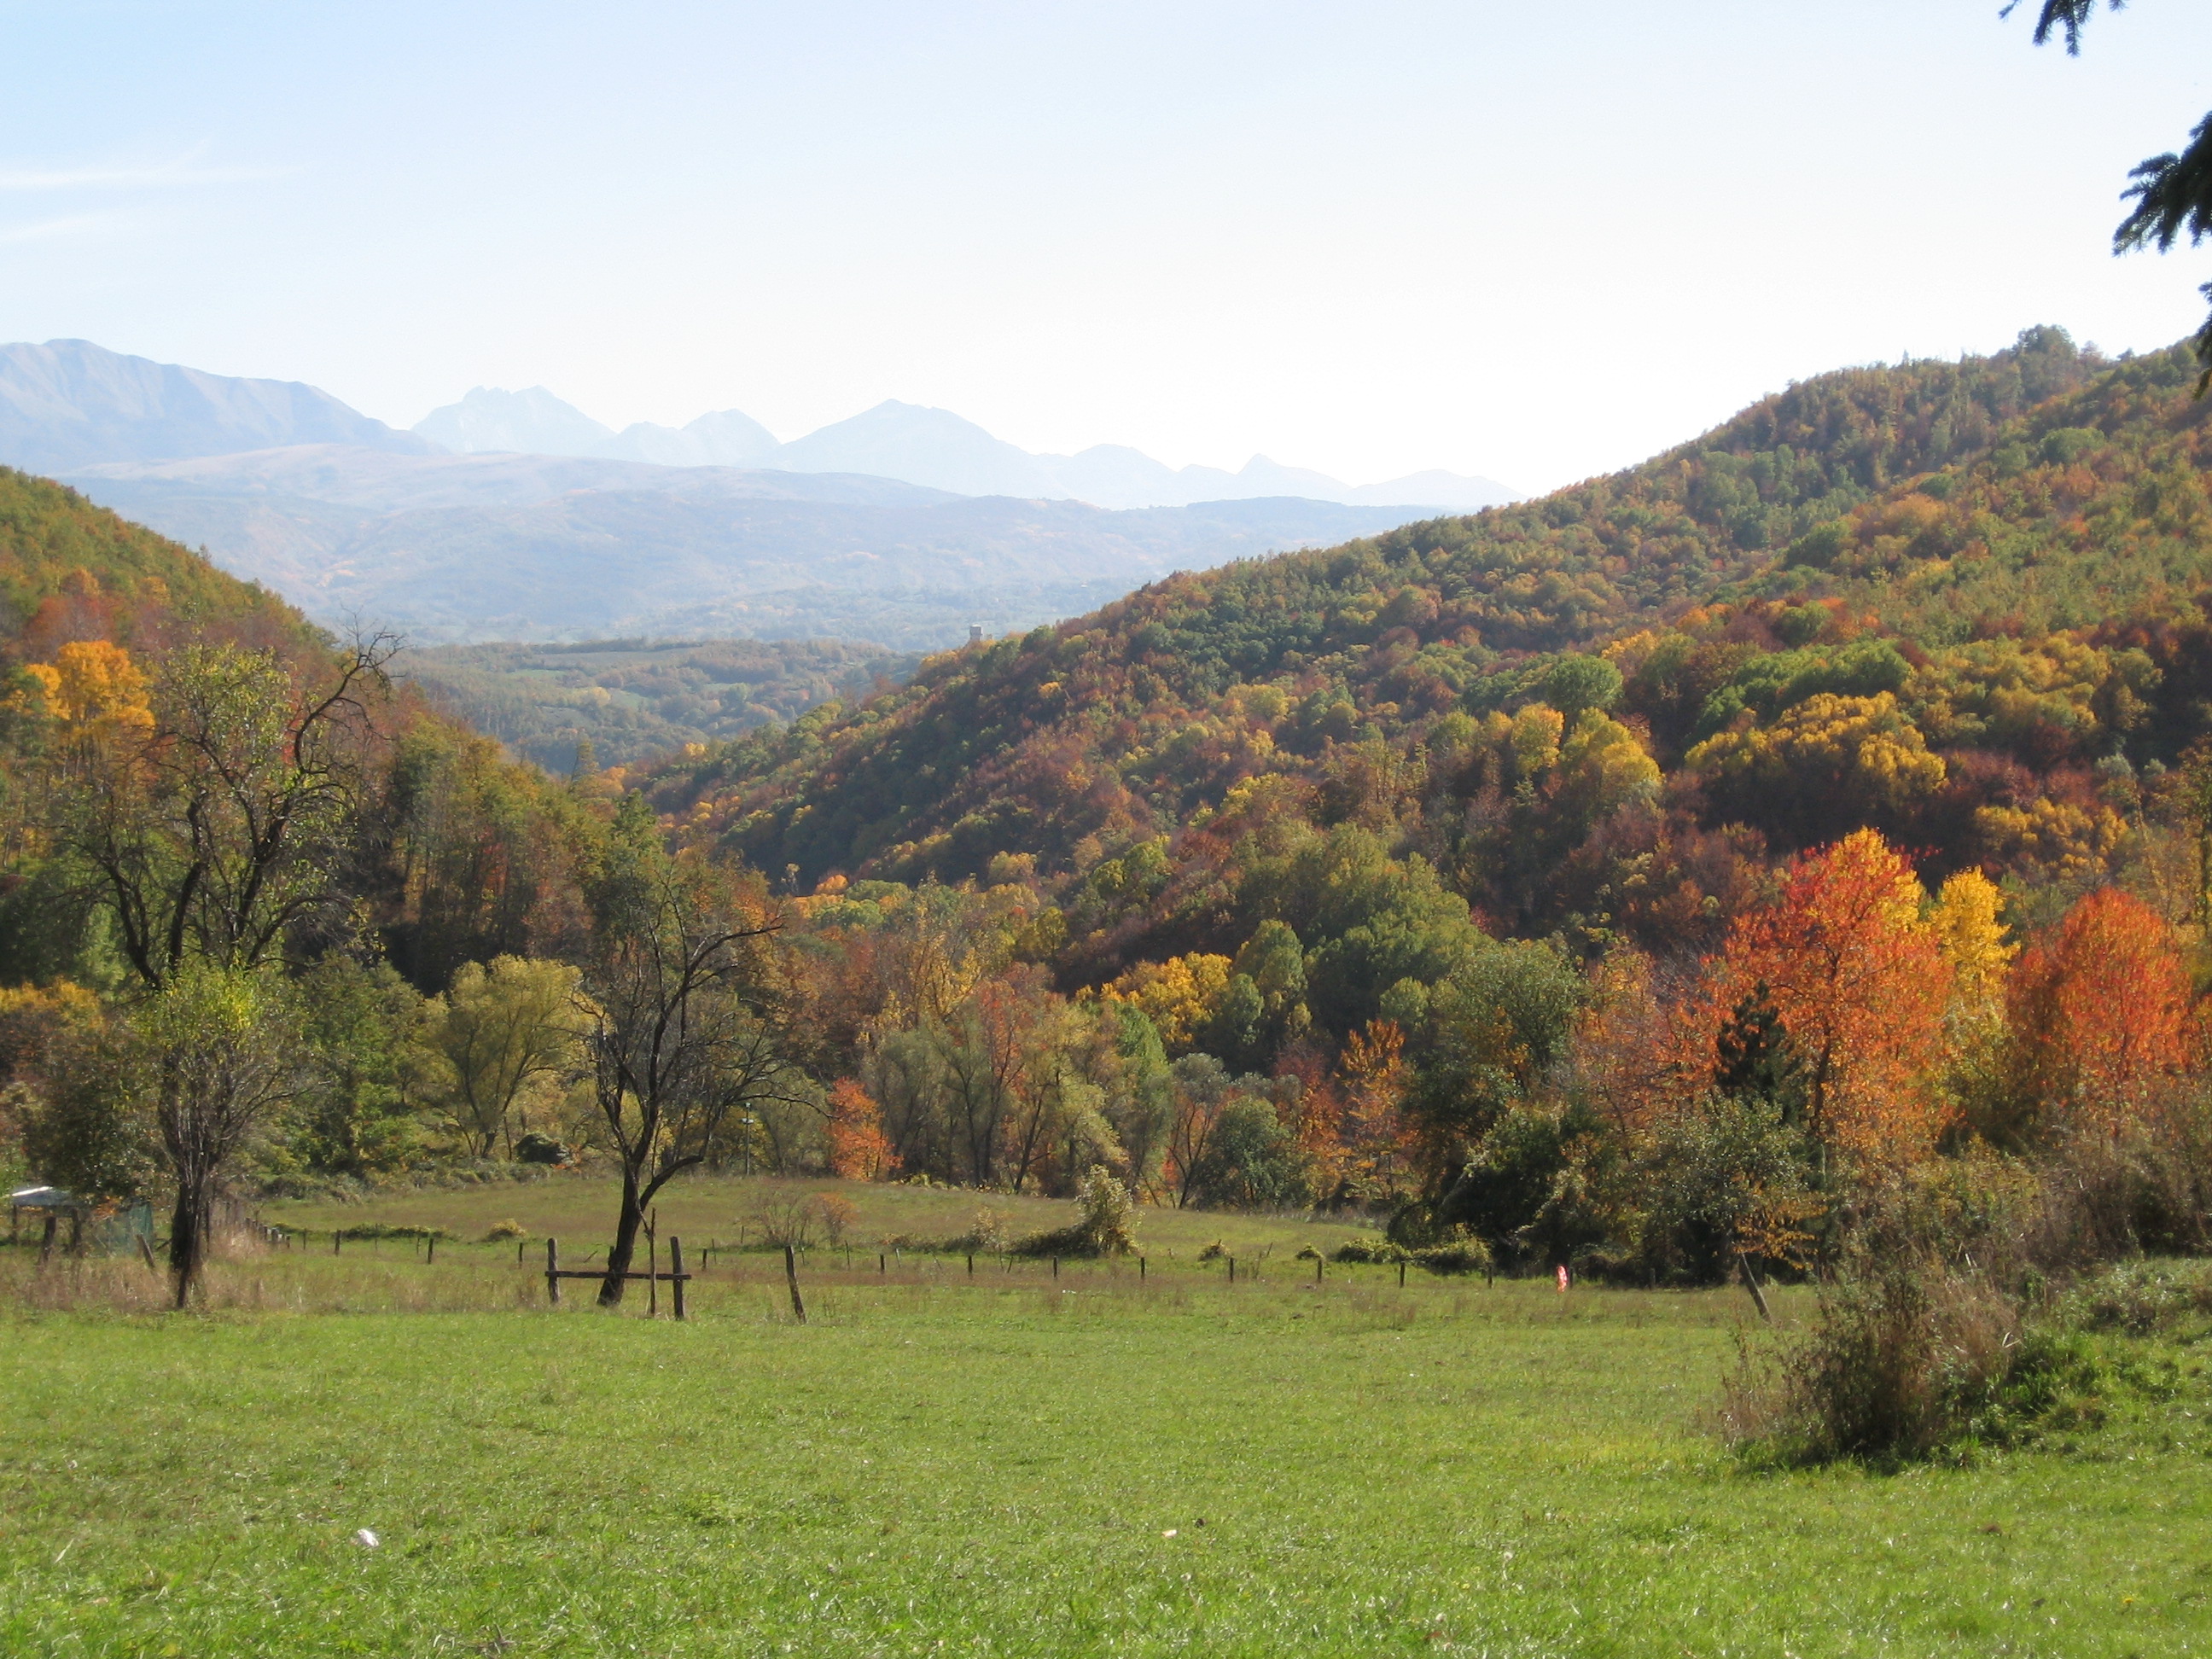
[0,468,313,658]
[641,329,2211,955]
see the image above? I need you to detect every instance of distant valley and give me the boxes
[64,445,1441,649]
[399,636,919,772]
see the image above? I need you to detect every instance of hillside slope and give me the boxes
[636,328,2212,970]
[0,466,317,657]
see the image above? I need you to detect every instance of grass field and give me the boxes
[3,1178,2210,1656]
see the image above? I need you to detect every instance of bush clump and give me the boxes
[1330,1237,1406,1264]
[1013,1167,1142,1258]
[514,1133,568,1166]
[480,1219,529,1242]
[1412,1239,1494,1278]
[1719,1258,2182,1467]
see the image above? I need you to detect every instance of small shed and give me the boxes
[9,1185,87,1249]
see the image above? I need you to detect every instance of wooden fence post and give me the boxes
[784,1243,806,1323]
[517,1240,525,1266]
[427,1235,436,1265]
[1051,1257,1059,1280]
[1227,1256,1235,1284]
[546,1237,561,1306]
[1737,1250,1773,1324]
[333,1230,341,1255]
[1315,1256,1323,1284]
[966,1253,974,1277]
[879,1252,887,1275]
[1139,1255,1146,1282]
[1398,1260,1406,1289]
[671,1237,687,1322]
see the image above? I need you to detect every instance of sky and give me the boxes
[3,1,2212,494]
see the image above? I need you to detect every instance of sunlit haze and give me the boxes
[5,1,2212,492]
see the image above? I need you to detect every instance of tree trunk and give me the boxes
[168,1177,208,1310]
[599,1174,645,1307]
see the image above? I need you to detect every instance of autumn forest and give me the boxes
[7,327,2212,1376]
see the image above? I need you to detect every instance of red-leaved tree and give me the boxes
[2005,887,2195,1141]
[1685,830,1952,1172]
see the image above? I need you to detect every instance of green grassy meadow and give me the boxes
[3,1179,2210,1656]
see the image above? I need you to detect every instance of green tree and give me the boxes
[426,955,583,1159]
[1185,1090,1310,1211]
[1411,940,1586,1166]
[1100,1003,1174,1196]
[139,962,298,1306]
[19,1001,158,1203]
[1712,981,1807,1129]
[291,957,436,1179]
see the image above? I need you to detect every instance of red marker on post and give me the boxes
[1556,1264,1569,1294]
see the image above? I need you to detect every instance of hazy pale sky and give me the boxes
[4,2,2211,492]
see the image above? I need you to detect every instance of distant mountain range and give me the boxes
[0,339,434,472]
[3,340,1507,649]
[410,387,1518,512]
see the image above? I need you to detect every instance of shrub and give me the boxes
[956,1206,1010,1253]
[1413,1239,1493,1278]
[515,1132,568,1166]
[812,1193,857,1247]
[1330,1237,1406,1264]
[1074,1165,1139,1256]
[746,1191,827,1249]
[1012,1225,1089,1258]
[1719,1258,2142,1466]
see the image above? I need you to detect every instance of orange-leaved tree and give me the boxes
[1691,830,1952,1172]
[1336,1019,1418,1201]
[824,1076,899,1180]
[2005,887,2195,1142]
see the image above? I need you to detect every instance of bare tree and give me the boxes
[63,638,393,987]
[577,852,797,1307]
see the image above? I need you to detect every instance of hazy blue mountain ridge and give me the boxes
[0,339,434,472]
[412,388,1519,510]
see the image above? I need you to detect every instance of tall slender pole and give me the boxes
[670,1237,687,1322]
[546,1237,561,1306]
